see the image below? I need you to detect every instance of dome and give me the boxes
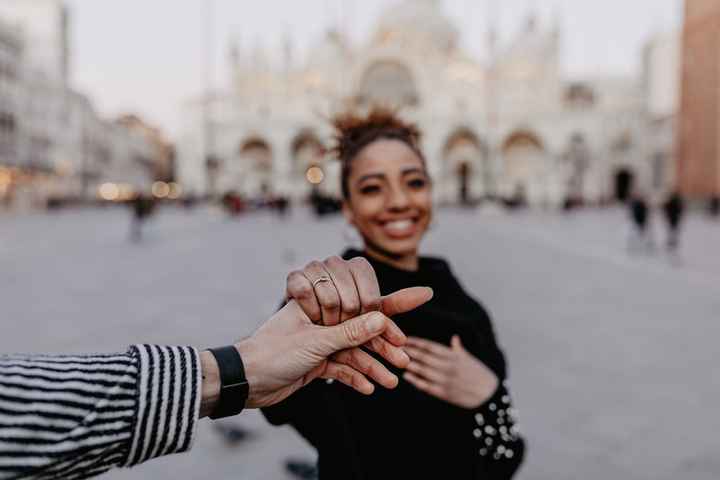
[504,15,559,62]
[374,0,459,52]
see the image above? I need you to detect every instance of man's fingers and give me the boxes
[323,256,361,322]
[403,371,445,399]
[317,312,389,354]
[366,335,410,369]
[333,348,399,389]
[377,316,407,347]
[347,257,382,314]
[381,287,434,317]
[322,361,375,395]
[286,270,322,323]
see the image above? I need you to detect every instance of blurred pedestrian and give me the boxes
[662,192,685,252]
[709,196,720,218]
[628,192,653,253]
[130,194,156,242]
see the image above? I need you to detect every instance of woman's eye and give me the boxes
[408,178,427,189]
[359,184,381,195]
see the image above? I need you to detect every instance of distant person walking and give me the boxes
[628,193,653,252]
[662,192,685,252]
[709,196,720,219]
[130,194,156,242]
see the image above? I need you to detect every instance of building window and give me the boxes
[564,83,596,109]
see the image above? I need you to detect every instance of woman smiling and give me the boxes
[263,107,525,479]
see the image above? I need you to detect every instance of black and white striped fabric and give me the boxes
[0,345,201,480]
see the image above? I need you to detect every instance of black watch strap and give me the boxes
[208,346,249,419]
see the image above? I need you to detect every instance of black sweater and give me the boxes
[263,249,525,479]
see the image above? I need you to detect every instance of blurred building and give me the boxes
[0,0,69,83]
[678,0,720,200]
[116,114,176,182]
[0,0,159,208]
[178,0,673,206]
[643,31,681,197]
[0,16,21,163]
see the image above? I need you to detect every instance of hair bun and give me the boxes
[331,106,422,164]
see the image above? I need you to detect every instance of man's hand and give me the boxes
[201,286,432,413]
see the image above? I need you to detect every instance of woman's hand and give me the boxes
[403,335,499,409]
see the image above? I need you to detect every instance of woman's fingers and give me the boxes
[286,270,322,323]
[403,371,446,399]
[322,361,375,395]
[302,261,341,326]
[404,345,451,370]
[323,256,362,322]
[332,347,399,389]
[347,257,382,314]
[406,336,453,358]
[405,359,447,384]
[381,287,434,317]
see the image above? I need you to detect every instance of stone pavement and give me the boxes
[1,205,719,480]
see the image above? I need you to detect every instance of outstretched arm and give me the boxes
[0,345,201,479]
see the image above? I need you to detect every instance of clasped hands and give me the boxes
[284,256,498,409]
[202,256,498,415]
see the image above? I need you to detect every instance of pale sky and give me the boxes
[64,0,683,139]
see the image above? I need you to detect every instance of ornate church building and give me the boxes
[177,0,671,207]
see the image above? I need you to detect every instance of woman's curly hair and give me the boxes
[331,106,426,199]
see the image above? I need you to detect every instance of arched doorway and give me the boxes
[356,60,419,108]
[443,128,487,204]
[614,167,634,203]
[501,130,545,204]
[239,137,273,196]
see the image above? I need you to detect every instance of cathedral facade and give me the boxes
[178,0,672,207]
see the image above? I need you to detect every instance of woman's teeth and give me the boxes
[384,220,414,233]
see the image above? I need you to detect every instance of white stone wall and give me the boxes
[177,1,673,207]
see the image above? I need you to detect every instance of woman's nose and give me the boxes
[387,186,410,210]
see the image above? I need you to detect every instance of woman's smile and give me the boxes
[377,216,420,239]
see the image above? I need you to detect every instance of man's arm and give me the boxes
[0,259,433,480]
[0,345,201,480]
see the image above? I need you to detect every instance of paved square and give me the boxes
[1,206,719,479]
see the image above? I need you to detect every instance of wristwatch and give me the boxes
[208,345,250,419]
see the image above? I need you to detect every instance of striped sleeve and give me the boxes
[0,345,201,480]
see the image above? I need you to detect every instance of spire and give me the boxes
[251,39,269,73]
[524,0,539,32]
[551,6,562,39]
[486,0,499,61]
[228,36,241,70]
[525,12,538,33]
[283,30,294,73]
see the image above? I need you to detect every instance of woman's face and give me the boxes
[343,139,433,260]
